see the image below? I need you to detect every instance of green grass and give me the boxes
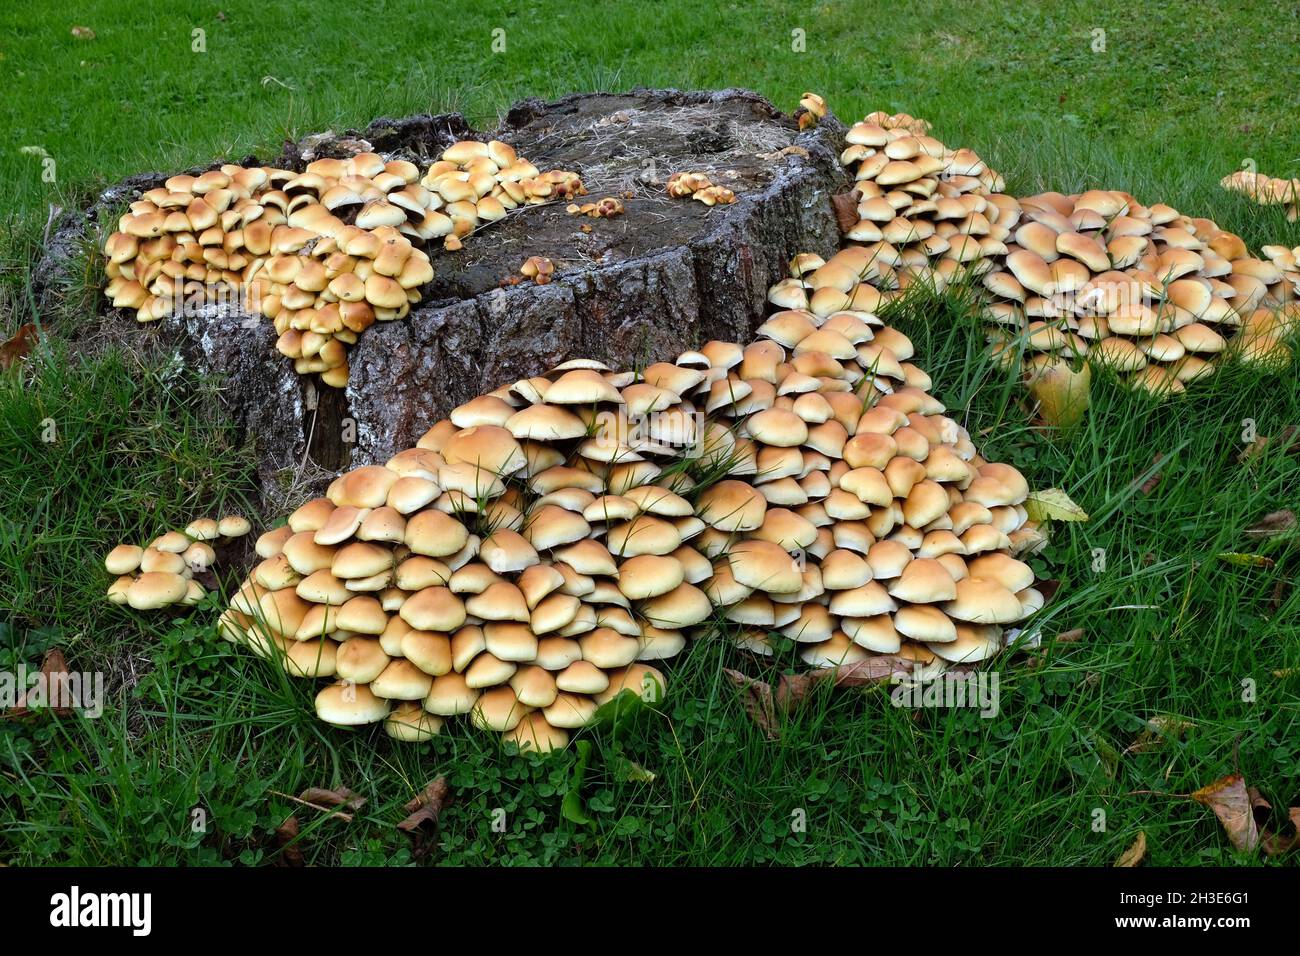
[1,0,1299,866]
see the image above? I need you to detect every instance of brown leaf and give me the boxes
[269,785,365,822]
[832,192,860,234]
[274,815,306,867]
[397,776,449,834]
[0,324,37,370]
[7,648,74,718]
[1238,425,1300,462]
[1262,807,1300,857]
[1244,510,1295,537]
[776,654,916,709]
[727,656,935,736]
[299,785,365,811]
[1055,627,1085,644]
[1114,831,1147,867]
[1138,454,1165,494]
[1192,774,1259,852]
[723,668,778,738]
[70,25,96,39]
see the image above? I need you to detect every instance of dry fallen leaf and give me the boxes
[725,656,949,737]
[269,785,365,822]
[274,815,306,867]
[1262,807,1300,857]
[832,192,860,234]
[1138,453,1165,495]
[1028,360,1091,428]
[397,776,449,834]
[1115,831,1147,867]
[6,648,74,718]
[1024,488,1089,523]
[723,668,778,738]
[1192,774,1259,853]
[1238,425,1300,463]
[1244,510,1296,538]
[0,324,37,370]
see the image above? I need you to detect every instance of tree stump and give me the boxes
[39,88,850,504]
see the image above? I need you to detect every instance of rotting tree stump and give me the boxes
[39,88,850,504]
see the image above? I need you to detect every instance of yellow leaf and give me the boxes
[1114,831,1147,867]
[1216,552,1274,568]
[1024,488,1089,523]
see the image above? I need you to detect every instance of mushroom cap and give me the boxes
[696,480,767,532]
[471,686,533,732]
[480,528,539,573]
[467,581,530,622]
[441,425,527,475]
[594,663,666,706]
[579,627,640,668]
[544,692,599,728]
[843,614,902,652]
[606,515,682,557]
[105,543,144,575]
[893,604,958,643]
[424,672,481,715]
[384,701,444,741]
[929,623,1002,662]
[153,531,191,554]
[727,539,803,593]
[746,407,809,447]
[481,621,537,663]
[405,510,470,557]
[185,517,220,541]
[944,577,1025,624]
[400,630,453,677]
[545,368,623,405]
[399,586,466,632]
[217,515,252,537]
[315,682,391,726]
[639,583,712,629]
[965,553,1035,592]
[510,665,560,708]
[289,497,337,533]
[617,554,686,600]
[335,637,391,684]
[524,505,591,550]
[332,541,395,580]
[329,466,399,509]
[503,712,569,752]
[282,639,338,678]
[887,557,957,603]
[126,571,188,610]
[506,404,588,441]
[255,525,295,559]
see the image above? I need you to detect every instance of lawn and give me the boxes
[0,0,1297,866]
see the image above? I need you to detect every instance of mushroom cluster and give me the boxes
[1221,170,1299,221]
[216,304,1048,750]
[566,197,625,218]
[105,516,250,610]
[665,172,737,206]
[698,310,1046,668]
[102,142,583,388]
[794,111,1298,395]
